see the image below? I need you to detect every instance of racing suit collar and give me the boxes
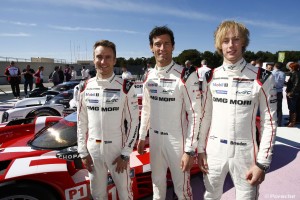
[155,60,175,72]
[222,58,246,72]
[154,61,175,78]
[96,73,115,83]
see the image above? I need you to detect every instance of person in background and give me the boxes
[272,62,286,127]
[285,62,300,127]
[81,66,90,79]
[137,26,201,199]
[266,63,274,71]
[184,60,192,69]
[34,66,46,89]
[4,61,21,99]
[255,58,263,68]
[50,66,60,86]
[197,59,211,91]
[64,64,72,82]
[198,20,277,200]
[71,66,77,80]
[22,64,35,97]
[58,66,64,84]
[250,60,256,66]
[121,65,133,79]
[142,61,153,81]
[77,39,139,199]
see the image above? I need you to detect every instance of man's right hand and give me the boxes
[198,152,209,174]
[137,139,146,155]
[81,154,94,172]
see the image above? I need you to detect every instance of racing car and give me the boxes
[28,80,82,98]
[44,89,74,108]
[0,112,200,200]
[1,100,65,123]
[1,87,78,123]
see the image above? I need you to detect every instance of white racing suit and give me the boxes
[139,61,201,199]
[77,74,139,199]
[198,59,277,200]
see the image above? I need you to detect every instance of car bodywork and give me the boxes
[45,89,74,108]
[1,103,64,123]
[14,96,47,108]
[28,80,81,98]
[0,112,200,200]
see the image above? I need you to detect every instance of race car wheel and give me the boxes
[26,108,61,118]
[0,183,59,200]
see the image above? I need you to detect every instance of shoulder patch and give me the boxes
[181,67,196,83]
[123,79,134,94]
[257,68,272,84]
[205,69,214,83]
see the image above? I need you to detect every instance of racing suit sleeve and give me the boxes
[139,82,150,140]
[182,72,201,152]
[77,88,89,158]
[121,85,139,156]
[257,74,277,166]
[197,72,213,153]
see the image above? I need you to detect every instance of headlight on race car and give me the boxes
[1,112,9,123]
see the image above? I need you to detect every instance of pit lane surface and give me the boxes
[1,85,299,200]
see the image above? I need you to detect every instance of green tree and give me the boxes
[116,57,127,68]
[176,49,201,66]
[244,51,257,63]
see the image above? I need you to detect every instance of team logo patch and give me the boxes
[85,92,99,97]
[161,89,174,94]
[160,78,176,88]
[212,82,228,87]
[150,89,157,94]
[220,139,227,144]
[88,99,99,103]
[215,90,227,94]
[148,83,158,87]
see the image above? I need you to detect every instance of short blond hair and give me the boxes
[214,20,250,55]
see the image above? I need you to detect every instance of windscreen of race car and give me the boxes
[28,112,77,150]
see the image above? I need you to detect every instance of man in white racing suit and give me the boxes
[198,21,277,200]
[77,40,139,199]
[197,59,211,83]
[137,26,201,199]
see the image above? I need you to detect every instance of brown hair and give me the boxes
[289,63,299,71]
[93,40,116,58]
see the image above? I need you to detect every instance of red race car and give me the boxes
[0,112,200,200]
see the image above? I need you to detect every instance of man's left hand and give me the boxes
[246,165,265,186]
[181,153,194,172]
[112,155,129,174]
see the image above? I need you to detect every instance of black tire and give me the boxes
[26,108,60,118]
[0,183,59,200]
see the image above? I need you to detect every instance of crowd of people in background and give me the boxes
[3,62,87,98]
[248,60,300,127]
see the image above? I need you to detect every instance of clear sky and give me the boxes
[1,0,299,63]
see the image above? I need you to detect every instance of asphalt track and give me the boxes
[0,84,299,200]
